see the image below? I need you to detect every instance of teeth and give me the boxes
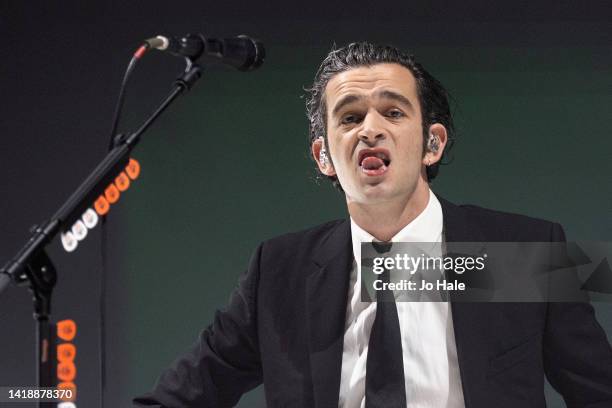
[375,152,387,160]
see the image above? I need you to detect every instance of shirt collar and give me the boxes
[350,189,444,264]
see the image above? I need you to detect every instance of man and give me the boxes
[134,42,612,407]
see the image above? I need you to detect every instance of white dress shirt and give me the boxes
[338,190,465,408]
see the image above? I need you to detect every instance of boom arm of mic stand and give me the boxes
[0,63,203,295]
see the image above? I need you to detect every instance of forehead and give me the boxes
[324,63,419,110]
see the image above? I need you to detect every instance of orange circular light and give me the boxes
[57,361,76,382]
[115,171,131,191]
[57,343,76,362]
[94,196,110,216]
[104,184,120,204]
[57,320,77,341]
[126,158,141,180]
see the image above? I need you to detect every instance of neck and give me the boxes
[347,184,430,242]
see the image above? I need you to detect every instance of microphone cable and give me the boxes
[100,41,150,408]
[108,43,150,149]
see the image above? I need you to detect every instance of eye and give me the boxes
[386,109,404,119]
[341,114,361,125]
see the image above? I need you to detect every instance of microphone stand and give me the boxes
[0,62,202,407]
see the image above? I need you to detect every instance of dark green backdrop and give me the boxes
[124,45,612,406]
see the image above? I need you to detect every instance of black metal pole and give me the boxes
[37,318,56,408]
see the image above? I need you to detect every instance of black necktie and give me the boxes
[365,242,407,408]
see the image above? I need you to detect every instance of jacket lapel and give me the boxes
[306,219,353,408]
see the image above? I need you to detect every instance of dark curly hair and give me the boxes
[305,42,455,189]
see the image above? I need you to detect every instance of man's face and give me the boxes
[322,63,428,205]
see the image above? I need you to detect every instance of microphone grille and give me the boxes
[236,35,265,71]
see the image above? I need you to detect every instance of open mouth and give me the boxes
[358,148,391,176]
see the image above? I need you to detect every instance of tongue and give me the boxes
[361,156,385,170]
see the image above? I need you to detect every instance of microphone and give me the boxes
[145,34,265,71]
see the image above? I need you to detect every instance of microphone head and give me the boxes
[206,35,265,71]
[235,35,265,71]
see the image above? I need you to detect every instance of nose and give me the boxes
[357,111,386,144]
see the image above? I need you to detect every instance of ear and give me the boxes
[311,137,336,176]
[422,123,448,166]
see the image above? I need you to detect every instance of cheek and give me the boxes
[327,133,353,164]
[405,126,425,154]
[395,138,425,168]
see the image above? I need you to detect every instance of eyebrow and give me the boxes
[331,90,415,116]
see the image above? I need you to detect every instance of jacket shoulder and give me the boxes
[259,219,347,260]
[458,203,561,241]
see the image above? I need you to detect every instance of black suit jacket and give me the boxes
[134,198,612,407]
